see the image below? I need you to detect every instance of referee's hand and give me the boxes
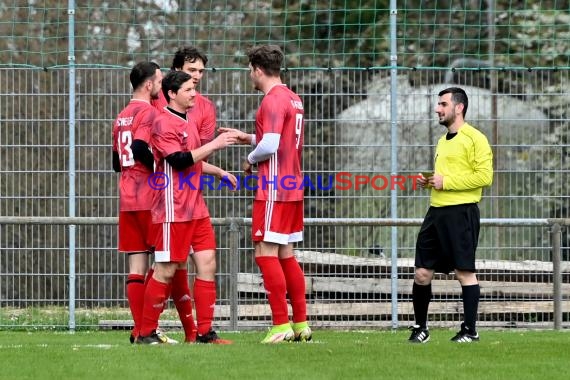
[430,174,443,190]
[416,173,430,189]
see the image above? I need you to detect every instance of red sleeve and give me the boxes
[133,107,156,143]
[258,94,286,135]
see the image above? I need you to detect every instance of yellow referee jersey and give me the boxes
[431,123,493,207]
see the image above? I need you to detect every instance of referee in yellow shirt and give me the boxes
[408,87,493,344]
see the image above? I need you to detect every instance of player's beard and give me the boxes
[438,113,455,127]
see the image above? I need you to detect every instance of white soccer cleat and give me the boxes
[156,328,179,344]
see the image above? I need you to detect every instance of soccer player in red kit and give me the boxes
[150,47,232,343]
[137,70,237,344]
[219,45,312,343]
[112,61,174,343]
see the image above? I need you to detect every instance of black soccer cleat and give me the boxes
[450,323,480,343]
[196,329,233,344]
[408,325,430,343]
[135,330,168,345]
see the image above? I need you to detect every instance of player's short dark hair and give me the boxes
[247,44,283,76]
[439,87,469,117]
[161,70,192,102]
[171,46,208,70]
[130,61,160,91]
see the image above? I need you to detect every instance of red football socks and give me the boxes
[279,256,308,323]
[171,269,197,342]
[140,276,169,337]
[126,273,145,337]
[193,278,216,336]
[255,256,289,326]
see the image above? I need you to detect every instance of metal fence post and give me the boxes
[68,224,76,331]
[228,218,241,331]
[389,0,400,331]
[551,223,562,330]
[67,0,77,332]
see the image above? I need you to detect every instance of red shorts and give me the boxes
[252,200,303,244]
[152,217,216,263]
[189,217,216,253]
[118,210,153,253]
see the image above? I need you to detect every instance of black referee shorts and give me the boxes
[415,203,480,274]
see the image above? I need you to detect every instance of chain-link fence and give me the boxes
[1,1,570,330]
[1,66,569,330]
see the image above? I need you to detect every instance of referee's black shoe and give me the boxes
[450,323,480,343]
[408,325,430,343]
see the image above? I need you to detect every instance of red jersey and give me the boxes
[188,92,216,219]
[112,99,157,211]
[254,84,304,202]
[152,91,215,145]
[151,91,214,222]
[150,109,210,223]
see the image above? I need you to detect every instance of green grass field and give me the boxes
[1,329,567,380]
